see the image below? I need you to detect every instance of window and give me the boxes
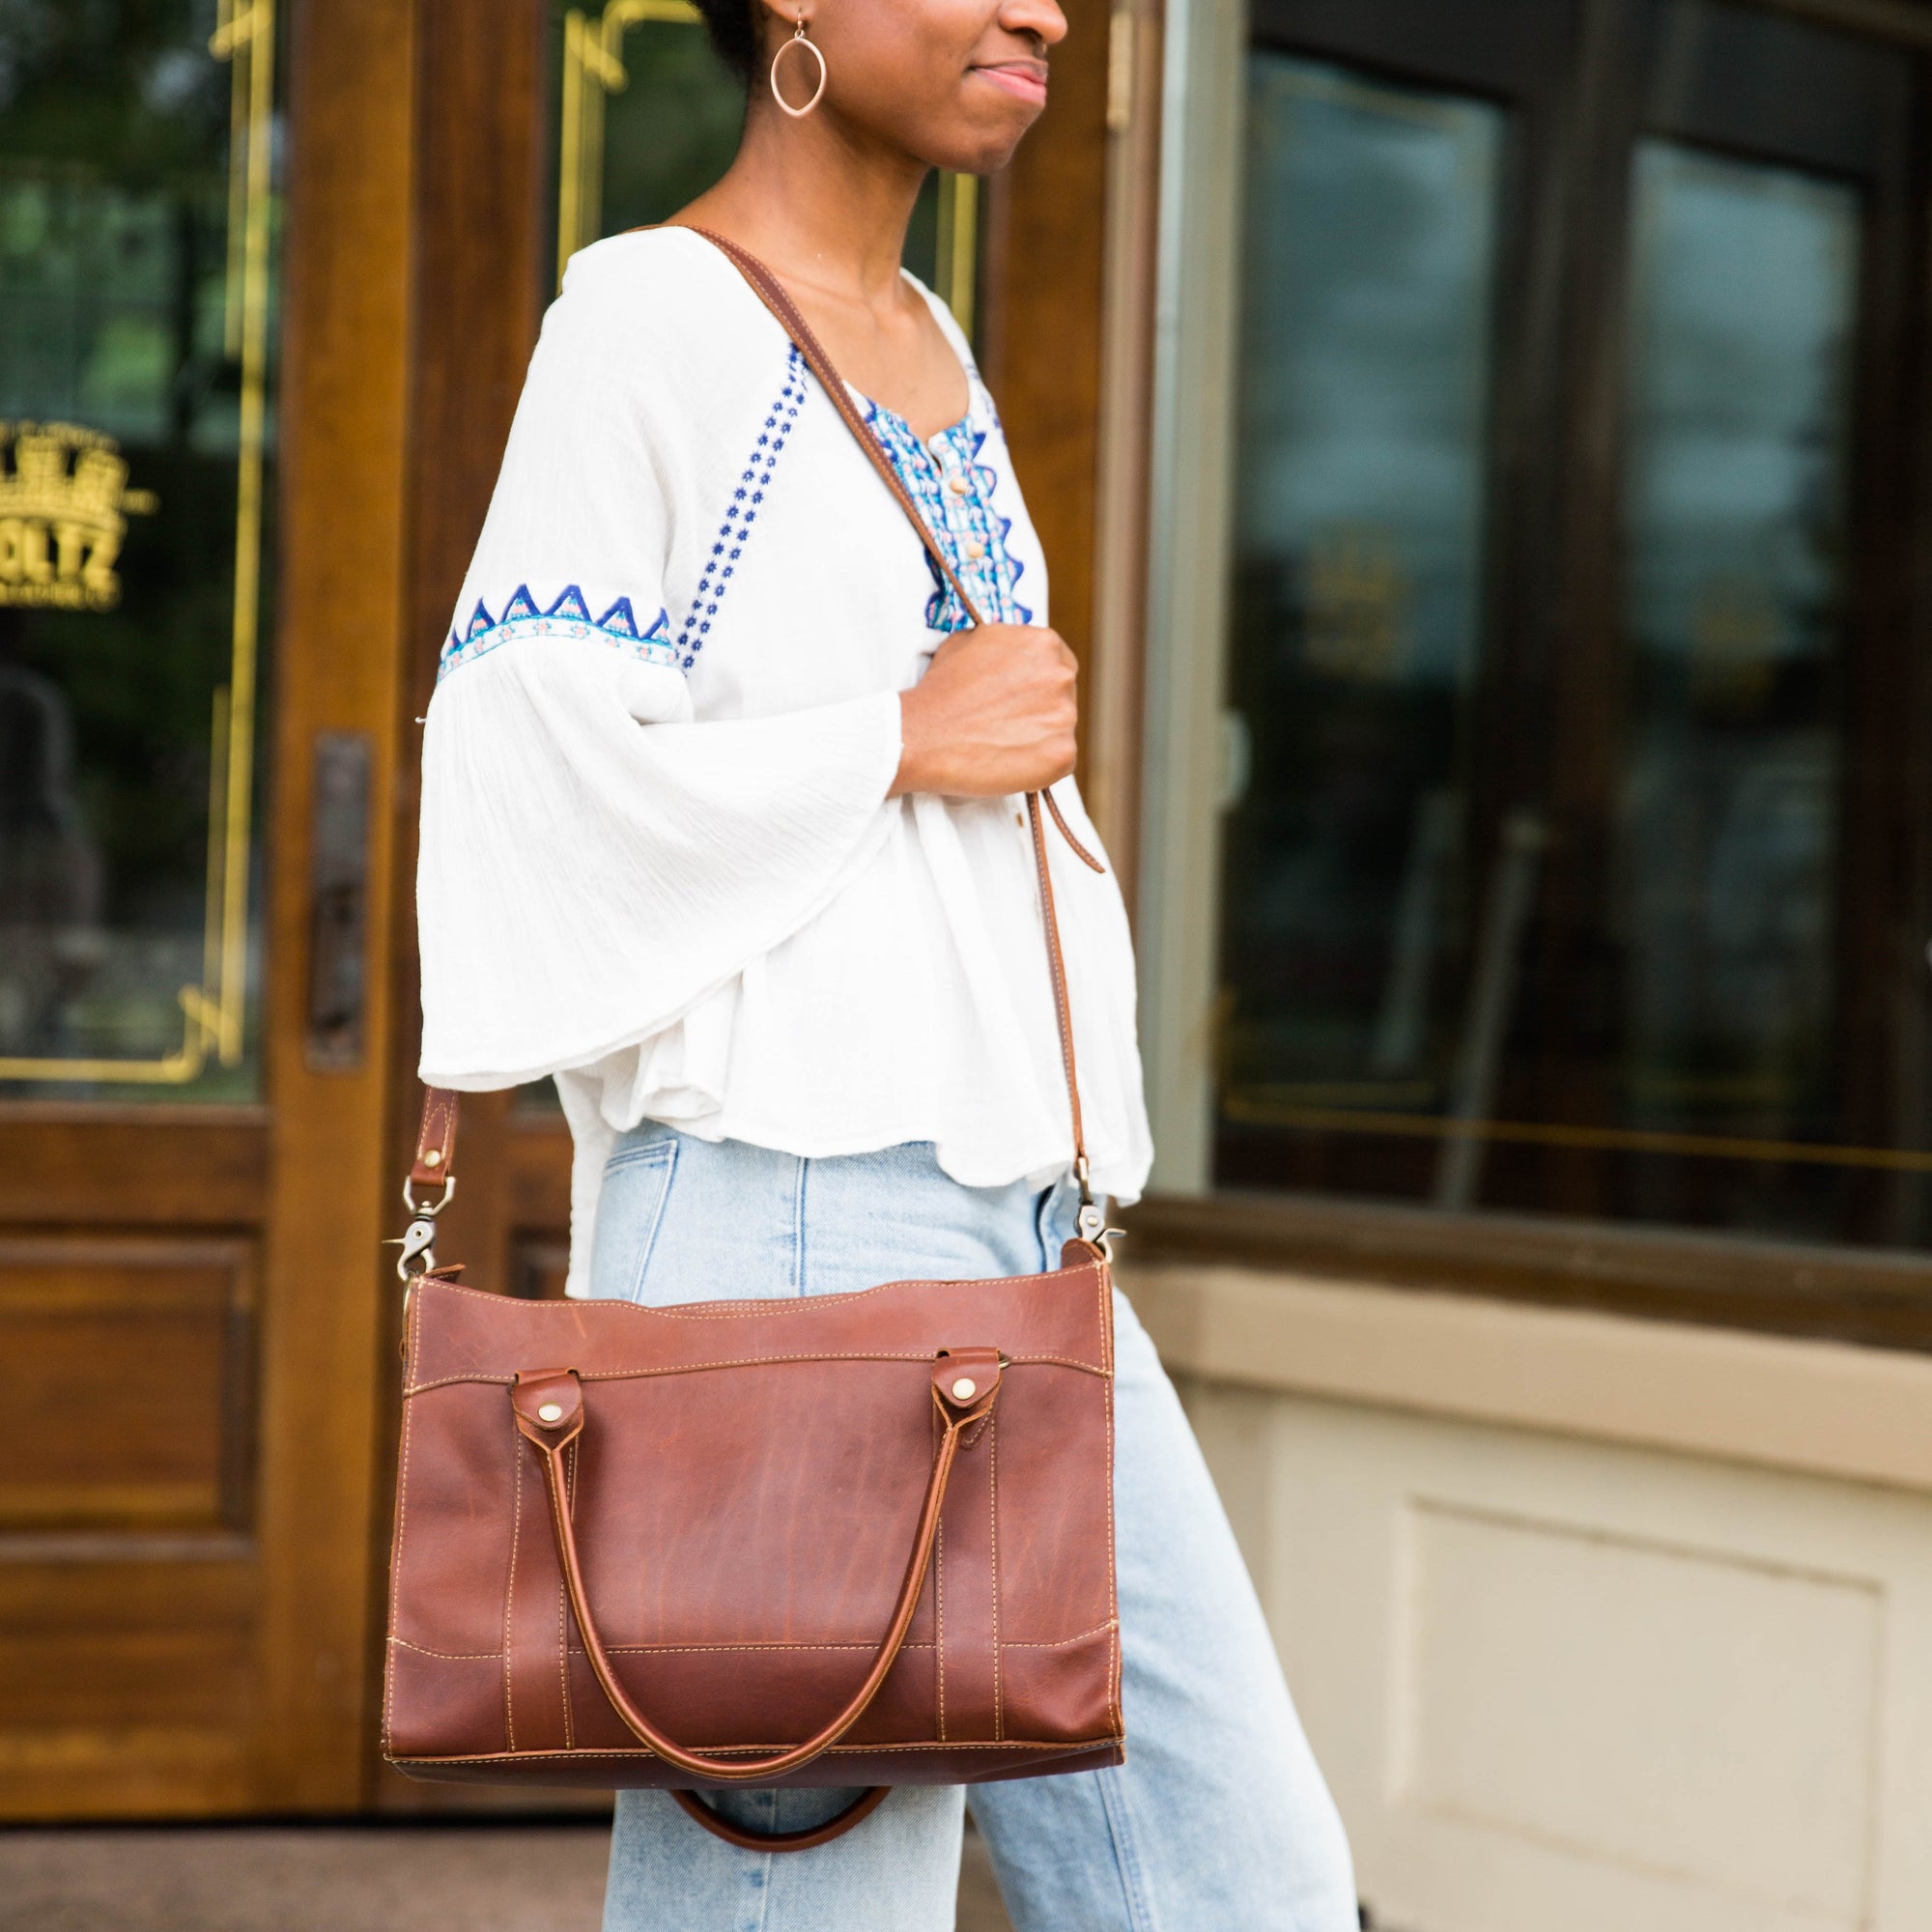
[0,0,283,1095]
[1141,0,1932,1321]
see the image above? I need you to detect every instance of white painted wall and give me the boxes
[1135,1266,1932,1932]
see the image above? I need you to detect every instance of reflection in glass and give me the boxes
[0,1,277,1094]
[1217,56,1503,1165]
[1614,141,1856,1207]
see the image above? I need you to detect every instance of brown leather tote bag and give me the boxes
[381,234,1123,1852]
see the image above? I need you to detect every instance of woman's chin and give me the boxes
[918,115,1035,178]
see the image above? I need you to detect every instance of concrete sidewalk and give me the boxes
[0,1819,1016,1931]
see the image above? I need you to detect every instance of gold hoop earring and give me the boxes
[769,16,828,118]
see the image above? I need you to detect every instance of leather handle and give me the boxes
[509,1357,1000,1784]
[669,1784,890,1851]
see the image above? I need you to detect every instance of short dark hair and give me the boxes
[694,0,759,83]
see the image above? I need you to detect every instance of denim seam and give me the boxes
[603,1141,677,1172]
[611,1140,678,1306]
[746,1789,778,1931]
[1098,1768,1160,1932]
[791,1153,807,1296]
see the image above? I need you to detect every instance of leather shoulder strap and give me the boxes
[678,225,1095,1168]
[681,228,1104,874]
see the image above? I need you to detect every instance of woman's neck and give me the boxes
[681,102,927,319]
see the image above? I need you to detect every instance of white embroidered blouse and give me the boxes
[417,227,1152,1295]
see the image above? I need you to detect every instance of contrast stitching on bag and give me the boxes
[403,1350,1108,1397]
[563,1639,937,1656]
[673,345,807,668]
[997,1620,1118,1650]
[989,1410,1002,1743]
[383,1306,420,1755]
[392,1628,1104,1659]
[934,1516,946,1743]
[503,1442,522,1753]
[405,1262,1101,1314]
[393,1738,1123,1766]
[1104,1296,1122,1742]
[558,1439,576,1751]
[388,1636,504,1662]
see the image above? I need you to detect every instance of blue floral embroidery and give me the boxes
[438,582,676,682]
[674,346,809,668]
[862,396,1031,633]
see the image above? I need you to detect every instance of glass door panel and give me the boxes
[1613,139,1859,1223]
[0,0,278,1096]
[1217,54,1506,1180]
[1210,0,1924,1248]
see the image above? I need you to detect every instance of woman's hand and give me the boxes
[891,624,1078,799]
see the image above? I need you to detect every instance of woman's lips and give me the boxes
[972,62,1048,106]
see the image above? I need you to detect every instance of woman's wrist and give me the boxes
[890,689,934,798]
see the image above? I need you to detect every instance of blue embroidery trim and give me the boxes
[438,582,676,682]
[674,345,809,668]
[862,396,1031,633]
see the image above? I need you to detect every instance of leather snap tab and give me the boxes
[511,1368,584,1444]
[933,1348,1002,1420]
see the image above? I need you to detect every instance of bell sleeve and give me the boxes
[415,252,902,1091]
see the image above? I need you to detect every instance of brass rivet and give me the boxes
[536,1402,564,1424]
[951,1378,977,1402]
[424,1149,441,1166]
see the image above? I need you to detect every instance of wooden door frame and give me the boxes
[249,0,421,1807]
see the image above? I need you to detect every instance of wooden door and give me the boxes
[0,0,434,1817]
[0,0,1127,1823]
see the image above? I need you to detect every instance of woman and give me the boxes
[415,0,1355,1920]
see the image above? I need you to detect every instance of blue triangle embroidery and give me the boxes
[501,583,541,623]
[596,596,640,639]
[545,584,593,623]
[465,599,495,639]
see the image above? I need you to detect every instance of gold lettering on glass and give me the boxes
[0,424,158,611]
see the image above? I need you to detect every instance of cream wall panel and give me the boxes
[1179,1385,1932,1932]
[1400,1501,1879,1920]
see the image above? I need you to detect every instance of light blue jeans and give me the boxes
[589,1128,1356,1931]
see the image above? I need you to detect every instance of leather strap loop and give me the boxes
[511,1364,996,1784]
[411,1086,459,1189]
[670,1784,891,1851]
